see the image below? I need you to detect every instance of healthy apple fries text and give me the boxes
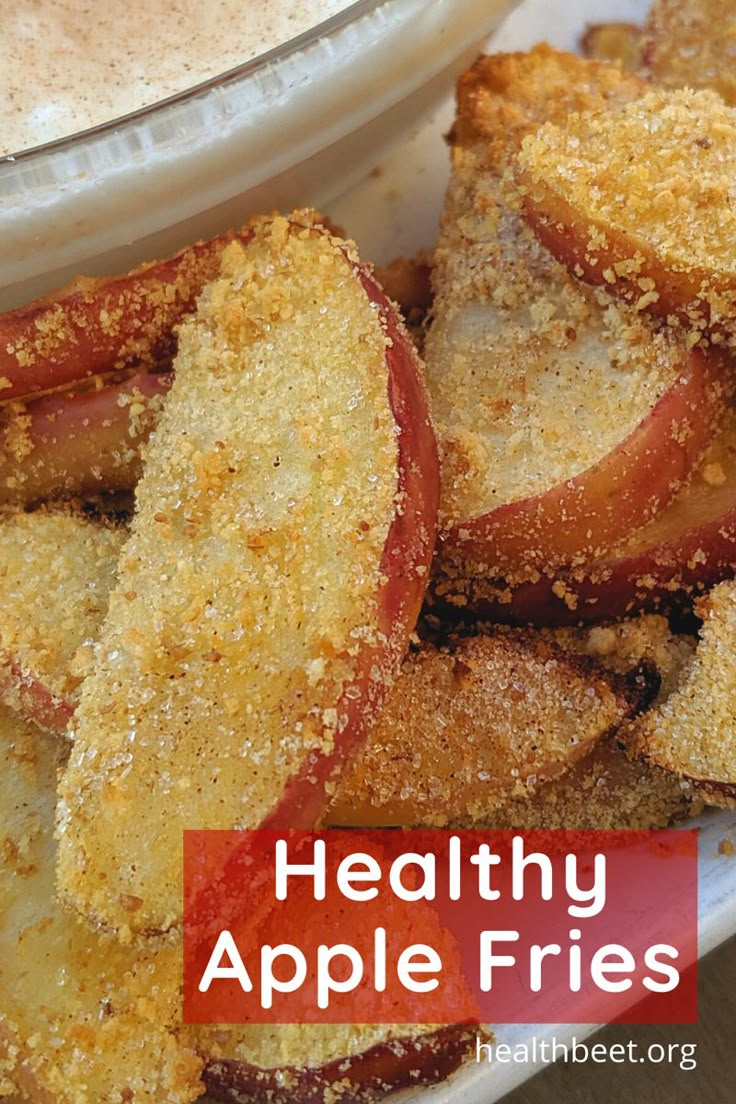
[2,17,736,1098]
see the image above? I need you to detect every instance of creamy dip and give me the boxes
[1,0,350,156]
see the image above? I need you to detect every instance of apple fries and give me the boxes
[0,511,123,733]
[517,87,736,338]
[642,0,736,105]
[424,47,728,600]
[327,629,643,828]
[0,708,203,1103]
[0,373,170,507]
[624,579,736,807]
[56,212,439,937]
[487,406,736,626]
[0,231,247,403]
[329,613,697,831]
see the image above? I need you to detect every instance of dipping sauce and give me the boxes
[2,0,349,156]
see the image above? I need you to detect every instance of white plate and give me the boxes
[327,1,736,1100]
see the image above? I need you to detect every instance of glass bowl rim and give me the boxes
[0,0,387,165]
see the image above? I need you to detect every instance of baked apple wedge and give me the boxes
[329,614,694,831]
[642,0,736,104]
[327,628,646,828]
[481,406,736,626]
[56,213,439,937]
[195,1023,479,1104]
[0,373,170,506]
[0,230,248,402]
[624,579,736,807]
[0,709,203,1103]
[425,48,727,592]
[518,87,736,336]
[0,511,123,733]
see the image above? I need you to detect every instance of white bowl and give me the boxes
[0,0,516,309]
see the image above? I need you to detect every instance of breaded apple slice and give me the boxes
[0,230,249,402]
[0,511,124,733]
[625,579,736,806]
[0,373,170,507]
[194,1023,479,1104]
[326,628,645,828]
[0,709,203,1102]
[57,213,439,937]
[642,0,736,105]
[481,406,736,626]
[425,48,727,592]
[518,87,736,336]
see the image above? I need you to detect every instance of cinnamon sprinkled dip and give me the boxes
[1,0,348,157]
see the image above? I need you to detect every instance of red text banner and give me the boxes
[182,829,698,1025]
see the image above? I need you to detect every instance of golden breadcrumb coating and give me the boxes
[327,629,639,828]
[425,47,704,583]
[0,511,124,728]
[473,614,698,830]
[0,231,247,402]
[549,613,696,698]
[625,580,736,806]
[643,0,736,105]
[0,709,202,1103]
[330,614,699,831]
[483,737,695,831]
[56,214,411,937]
[518,87,736,334]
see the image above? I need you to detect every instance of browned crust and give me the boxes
[327,628,648,829]
[622,581,736,805]
[642,0,736,105]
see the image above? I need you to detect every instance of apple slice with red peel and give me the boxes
[472,406,736,627]
[623,580,736,807]
[0,372,170,506]
[199,1024,481,1104]
[0,229,251,402]
[517,87,736,336]
[0,511,124,734]
[433,339,730,585]
[56,212,439,938]
[425,49,728,589]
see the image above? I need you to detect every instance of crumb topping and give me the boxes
[643,0,736,105]
[626,579,736,798]
[0,510,123,707]
[0,708,203,1102]
[518,87,736,327]
[0,233,243,400]
[328,629,633,828]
